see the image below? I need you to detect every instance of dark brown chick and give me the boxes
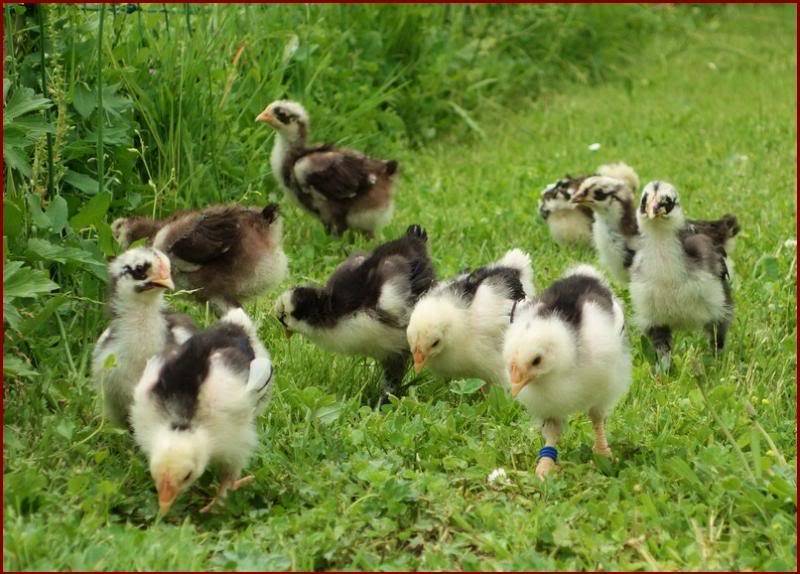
[257,100,398,237]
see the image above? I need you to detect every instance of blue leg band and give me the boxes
[538,446,558,462]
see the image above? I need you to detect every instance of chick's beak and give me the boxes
[148,274,175,290]
[157,476,178,515]
[646,196,661,219]
[413,349,427,374]
[571,192,589,204]
[509,363,532,398]
[255,109,276,125]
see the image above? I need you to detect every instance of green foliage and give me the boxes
[3,4,796,571]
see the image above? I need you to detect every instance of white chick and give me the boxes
[503,264,631,479]
[630,181,738,369]
[407,248,534,388]
[131,307,274,514]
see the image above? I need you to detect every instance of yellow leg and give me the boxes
[589,409,612,457]
[200,475,254,513]
[535,419,562,480]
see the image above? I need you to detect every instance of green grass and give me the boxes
[4,5,797,571]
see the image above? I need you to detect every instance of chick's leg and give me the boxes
[199,471,254,513]
[377,353,409,406]
[646,325,672,372]
[536,418,562,479]
[705,319,729,352]
[588,408,612,457]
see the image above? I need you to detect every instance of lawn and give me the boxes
[3,5,796,571]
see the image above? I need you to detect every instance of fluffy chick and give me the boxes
[538,175,594,246]
[131,308,274,515]
[112,203,288,311]
[92,247,196,427]
[571,162,641,282]
[275,225,435,400]
[630,181,738,369]
[257,100,398,236]
[407,248,534,389]
[503,264,631,478]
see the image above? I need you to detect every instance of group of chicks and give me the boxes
[538,162,739,369]
[91,100,739,515]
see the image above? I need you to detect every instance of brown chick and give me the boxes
[112,203,288,311]
[256,100,398,237]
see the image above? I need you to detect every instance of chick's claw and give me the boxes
[199,475,255,513]
[535,457,557,480]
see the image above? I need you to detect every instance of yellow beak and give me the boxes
[149,275,175,290]
[256,109,276,125]
[157,476,178,515]
[413,349,427,374]
[509,363,532,398]
[646,197,661,219]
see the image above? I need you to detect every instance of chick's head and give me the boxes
[504,316,575,399]
[150,427,210,515]
[109,247,174,303]
[407,296,461,373]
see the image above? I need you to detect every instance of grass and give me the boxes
[4,5,797,571]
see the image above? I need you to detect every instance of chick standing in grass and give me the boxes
[275,225,435,401]
[257,100,398,237]
[570,162,641,282]
[131,308,274,515]
[407,249,534,389]
[630,181,738,369]
[538,176,594,246]
[503,265,631,479]
[112,203,288,312]
[92,247,197,427]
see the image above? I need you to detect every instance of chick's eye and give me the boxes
[183,471,192,482]
[133,264,149,280]
[532,356,542,366]
[432,339,440,348]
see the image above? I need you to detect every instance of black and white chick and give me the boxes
[406,249,535,389]
[257,100,398,237]
[538,175,594,246]
[630,181,739,369]
[92,247,197,427]
[503,264,631,479]
[274,225,435,400]
[570,162,641,283]
[112,203,288,311]
[131,307,274,515]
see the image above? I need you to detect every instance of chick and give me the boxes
[630,181,738,369]
[570,162,641,283]
[503,264,631,479]
[257,100,398,237]
[112,203,288,311]
[407,249,534,388]
[131,308,274,514]
[538,176,594,246]
[92,247,196,427]
[275,225,435,400]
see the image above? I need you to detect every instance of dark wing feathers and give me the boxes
[679,229,729,282]
[301,152,375,200]
[153,323,254,426]
[450,266,526,304]
[169,211,241,265]
[299,227,435,326]
[687,214,740,248]
[533,273,614,330]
